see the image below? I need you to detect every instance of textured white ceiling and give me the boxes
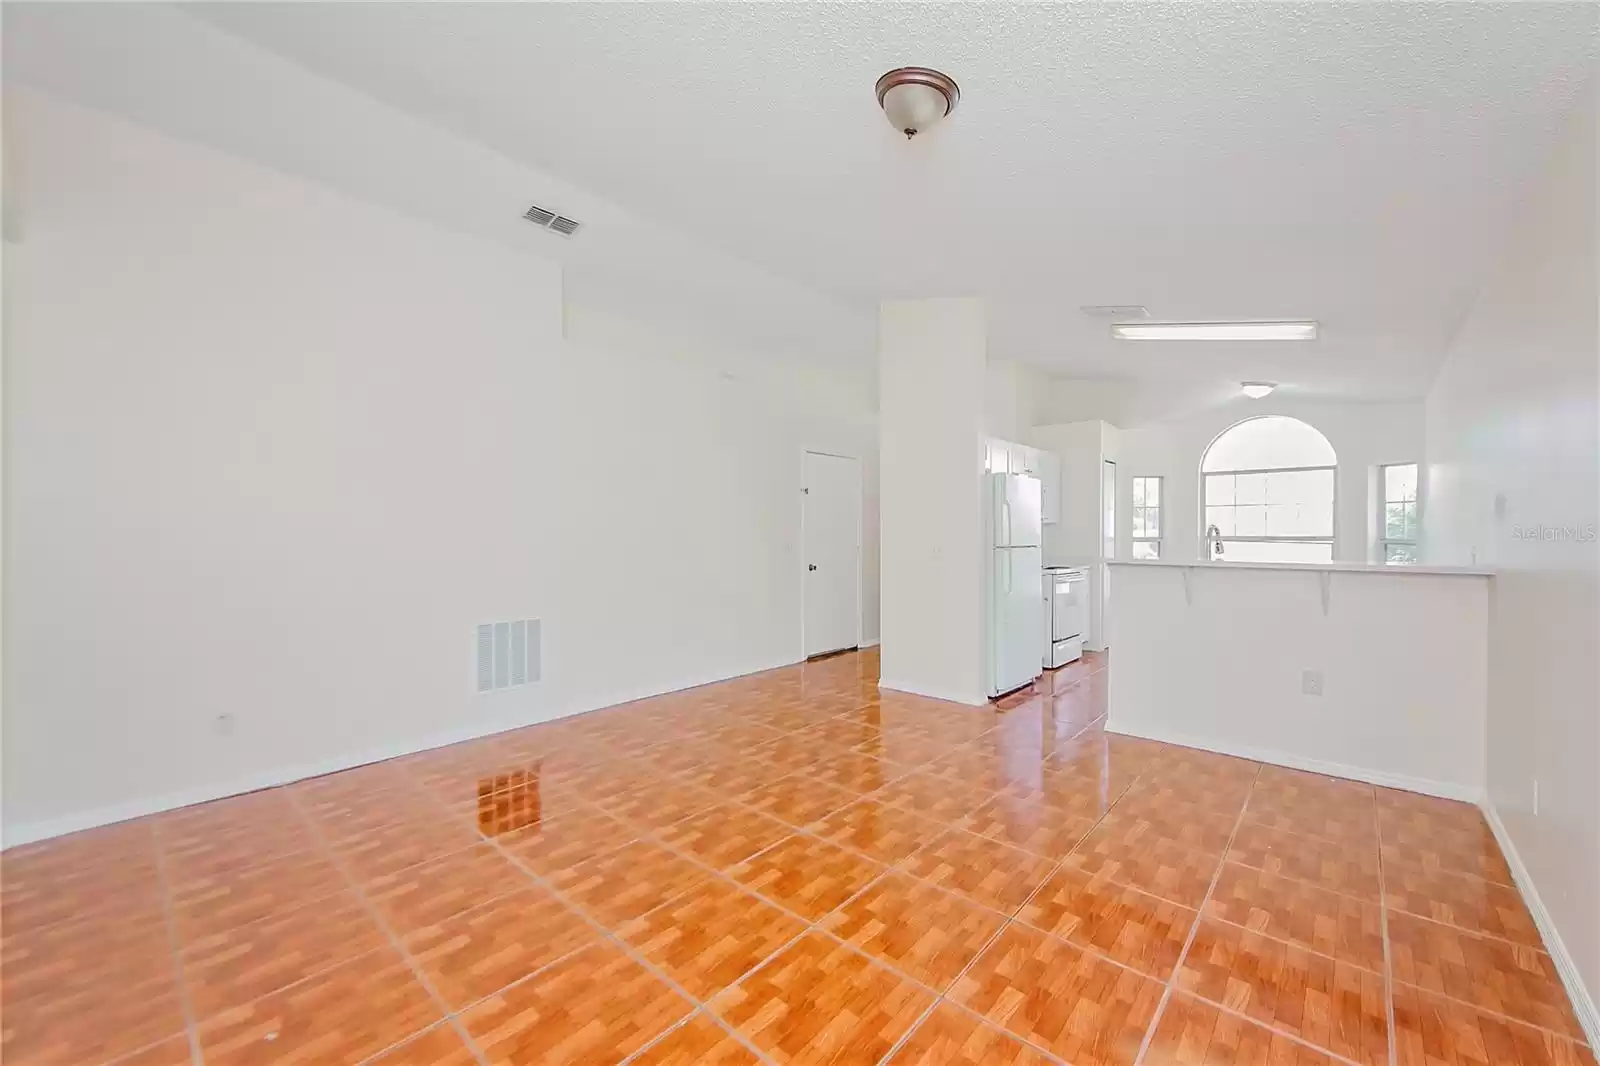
[14,3,1599,400]
[3,3,878,386]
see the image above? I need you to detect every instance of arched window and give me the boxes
[1201,416,1336,563]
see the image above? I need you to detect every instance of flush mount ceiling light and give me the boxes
[875,67,959,139]
[1240,382,1278,399]
[1111,320,1319,342]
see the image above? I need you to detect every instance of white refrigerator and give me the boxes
[987,473,1044,698]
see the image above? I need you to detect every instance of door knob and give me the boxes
[808,564,817,571]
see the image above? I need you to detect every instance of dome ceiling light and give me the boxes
[1241,382,1278,399]
[875,67,960,139]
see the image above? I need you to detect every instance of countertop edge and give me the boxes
[1106,559,1494,577]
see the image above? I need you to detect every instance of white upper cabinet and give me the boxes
[1038,450,1061,525]
[986,439,1012,474]
[986,438,1060,524]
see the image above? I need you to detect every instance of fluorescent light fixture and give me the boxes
[1240,381,1277,399]
[1111,320,1318,341]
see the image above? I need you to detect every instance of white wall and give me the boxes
[984,358,1047,441]
[879,298,987,706]
[1423,82,1599,1033]
[1031,421,1109,566]
[1115,399,1423,563]
[2,89,878,842]
[1108,563,1490,799]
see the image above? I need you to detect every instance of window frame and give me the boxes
[1379,462,1419,566]
[1131,476,1164,560]
[1201,463,1338,561]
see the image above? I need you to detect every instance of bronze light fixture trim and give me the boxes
[875,67,960,139]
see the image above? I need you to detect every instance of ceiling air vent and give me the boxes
[523,203,581,237]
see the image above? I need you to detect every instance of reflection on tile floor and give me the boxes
[2,649,1594,1065]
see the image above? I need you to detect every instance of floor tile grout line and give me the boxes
[435,770,1378,1066]
[147,822,206,1066]
[1195,911,1387,974]
[1392,908,1555,953]
[1130,762,1263,1066]
[1375,789,1399,1066]
[612,1006,707,1066]
[869,882,1051,1064]
[350,939,602,1065]
[1219,853,1387,908]
[1171,996,1371,1066]
[399,712,1100,1065]
[1381,977,1594,1046]
[1040,778,1331,1035]
[397,758,786,1066]
[477,821,787,1066]
[871,766,1139,1066]
[1232,809,1391,852]
[160,833,567,1016]
[48,663,1415,1066]
[348,1019,477,1066]
[162,836,494,940]
[283,790,493,1066]
[159,759,1583,1065]
[1236,815,1519,891]
[405,738,939,907]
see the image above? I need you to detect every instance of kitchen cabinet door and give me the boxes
[1038,450,1061,524]
[986,439,1012,474]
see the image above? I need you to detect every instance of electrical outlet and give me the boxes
[214,713,236,736]
[1301,670,1324,697]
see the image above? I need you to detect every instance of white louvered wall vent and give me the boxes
[522,203,582,238]
[476,620,541,693]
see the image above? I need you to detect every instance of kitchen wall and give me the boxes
[1109,563,1489,799]
[1114,399,1423,563]
[2,88,878,843]
[1423,82,1598,1035]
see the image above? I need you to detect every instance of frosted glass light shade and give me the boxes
[882,82,950,136]
[875,67,959,139]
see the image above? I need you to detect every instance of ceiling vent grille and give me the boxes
[1080,305,1149,319]
[523,203,581,237]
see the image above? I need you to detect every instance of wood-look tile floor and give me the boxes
[2,649,1593,1065]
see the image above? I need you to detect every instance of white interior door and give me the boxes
[803,451,861,658]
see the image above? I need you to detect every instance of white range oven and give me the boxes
[1043,567,1088,668]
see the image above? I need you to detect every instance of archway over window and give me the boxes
[1201,416,1336,563]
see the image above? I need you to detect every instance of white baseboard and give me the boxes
[2,656,797,850]
[1483,804,1600,1048]
[877,677,988,708]
[858,638,880,649]
[1105,720,1484,803]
